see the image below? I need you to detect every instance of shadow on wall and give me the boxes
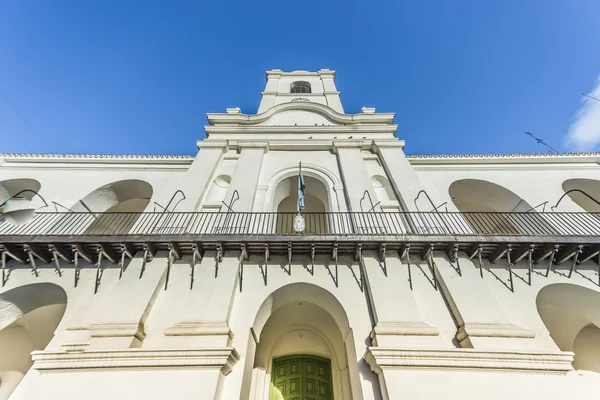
[561,179,600,213]
[0,283,67,400]
[537,283,600,373]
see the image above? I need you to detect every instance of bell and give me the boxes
[1,197,35,225]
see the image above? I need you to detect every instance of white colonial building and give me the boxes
[1,69,600,400]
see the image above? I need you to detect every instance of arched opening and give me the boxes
[537,283,600,373]
[244,283,358,400]
[290,81,311,94]
[0,283,67,400]
[449,179,538,234]
[561,179,600,213]
[274,175,329,234]
[371,175,395,203]
[71,180,153,234]
[0,179,44,225]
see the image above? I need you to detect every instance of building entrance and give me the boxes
[270,355,333,400]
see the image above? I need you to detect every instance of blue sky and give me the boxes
[1,1,599,156]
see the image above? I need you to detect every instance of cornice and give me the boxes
[32,347,240,375]
[364,347,574,375]
[0,153,195,165]
[205,125,398,135]
[206,101,395,126]
[407,152,600,165]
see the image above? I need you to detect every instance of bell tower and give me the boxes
[257,69,344,114]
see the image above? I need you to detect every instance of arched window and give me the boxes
[290,81,311,94]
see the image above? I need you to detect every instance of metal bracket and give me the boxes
[52,249,63,277]
[506,245,514,292]
[326,243,339,287]
[165,243,181,290]
[190,243,202,290]
[238,244,247,292]
[73,250,80,287]
[425,244,438,291]
[1,251,7,287]
[24,246,39,278]
[467,244,484,278]
[308,243,315,275]
[399,244,412,290]
[379,243,387,277]
[545,245,559,278]
[94,252,104,294]
[568,245,584,279]
[356,243,364,292]
[287,242,292,276]
[449,243,461,276]
[215,243,223,278]
[260,244,269,286]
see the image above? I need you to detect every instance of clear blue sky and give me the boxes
[1,1,599,156]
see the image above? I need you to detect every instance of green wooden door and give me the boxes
[270,355,333,400]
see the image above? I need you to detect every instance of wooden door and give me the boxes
[270,355,333,400]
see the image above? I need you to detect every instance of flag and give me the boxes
[297,162,305,213]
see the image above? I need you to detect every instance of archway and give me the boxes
[449,179,539,234]
[244,283,358,399]
[561,179,600,213]
[274,175,330,234]
[536,283,600,373]
[0,283,67,399]
[71,180,153,234]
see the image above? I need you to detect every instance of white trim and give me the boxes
[32,347,240,375]
[364,347,574,374]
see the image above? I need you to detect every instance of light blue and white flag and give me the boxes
[297,162,305,213]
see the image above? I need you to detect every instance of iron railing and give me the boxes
[1,211,600,238]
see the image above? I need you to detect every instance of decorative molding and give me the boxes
[0,153,194,165]
[364,347,574,375]
[371,322,439,338]
[206,101,395,126]
[88,323,146,341]
[32,347,240,375]
[165,322,234,340]
[407,152,600,165]
[456,323,535,342]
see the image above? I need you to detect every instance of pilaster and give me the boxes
[333,141,377,213]
[433,253,536,349]
[223,143,268,212]
[362,251,441,348]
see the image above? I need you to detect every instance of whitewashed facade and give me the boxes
[1,69,600,400]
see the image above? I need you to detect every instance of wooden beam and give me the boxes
[143,243,156,261]
[579,245,600,264]
[555,244,583,265]
[420,243,433,261]
[75,243,97,264]
[467,243,481,260]
[23,244,52,264]
[512,244,535,263]
[0,244,28,264]
[99,244,119,264]
[49,243,73,263]
[533,244,558,264]
[168,243,182,260]
[489,244,509,264]
[121,243,136,259]
[193,243,203,262]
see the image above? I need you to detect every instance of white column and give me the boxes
[373,141,456,212]
[223,143,268,212]
[146,140,227,212]
[334,141,377,213]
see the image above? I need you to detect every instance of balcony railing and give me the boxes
[0,211,599,238]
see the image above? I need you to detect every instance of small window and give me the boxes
[290,81,311,94]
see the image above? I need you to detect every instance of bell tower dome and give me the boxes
[257,69,344,114]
